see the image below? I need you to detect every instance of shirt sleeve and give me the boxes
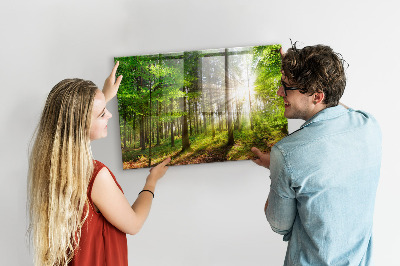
[266,145,297,241]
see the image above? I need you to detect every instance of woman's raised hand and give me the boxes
[147,158,171,185]
[103,61,123,103]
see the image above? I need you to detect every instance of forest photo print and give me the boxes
[115,44,287,170]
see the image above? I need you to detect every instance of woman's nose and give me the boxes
[106,109,112,119]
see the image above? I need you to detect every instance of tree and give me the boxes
[225,48,234,146]
[181,51,201,151]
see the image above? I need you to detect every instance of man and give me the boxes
[251,44,381,265]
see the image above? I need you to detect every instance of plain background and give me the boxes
[1,0,399,265]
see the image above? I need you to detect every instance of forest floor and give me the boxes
[121,130,278,170]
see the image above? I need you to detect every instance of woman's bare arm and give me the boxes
[91,158,170,235]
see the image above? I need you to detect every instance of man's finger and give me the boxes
[251,147,263,157]
[252,158,262,166]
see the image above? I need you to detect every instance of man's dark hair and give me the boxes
[281,43,348,107]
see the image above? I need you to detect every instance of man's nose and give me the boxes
[277,85,285,97]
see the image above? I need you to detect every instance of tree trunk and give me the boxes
[123,116,127,149]
[247,60,254,130]
[225,48,234,145]
[156,100,160,146]
[189,100,193,136]
[140,115,145,150]
[181,53,192,151]
[148,74,152,167]
[195,102,199,134]
[170,99,175,147]
[208,87,215,138]
[132,114,136,149]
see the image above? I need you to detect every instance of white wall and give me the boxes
[1,0,398,265]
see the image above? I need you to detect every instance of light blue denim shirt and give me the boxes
[266,105,382,266]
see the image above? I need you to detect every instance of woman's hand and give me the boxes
[146,158,171,185]
[251,147,271,169]
[103,61,123,103]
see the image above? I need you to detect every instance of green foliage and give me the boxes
[253,44,282,99]
[251,44,287,146]
[114,55,186,129]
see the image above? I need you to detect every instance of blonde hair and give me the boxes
[28,79,98,265]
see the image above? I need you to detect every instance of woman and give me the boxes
[27,62,170,265]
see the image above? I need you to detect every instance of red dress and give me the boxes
[69,160,128,266]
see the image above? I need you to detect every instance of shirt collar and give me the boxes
[300,105,349,129]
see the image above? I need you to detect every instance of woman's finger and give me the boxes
[160,157,171,166]
[110,61,120,79]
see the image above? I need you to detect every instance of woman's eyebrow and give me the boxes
[97,107,106,117]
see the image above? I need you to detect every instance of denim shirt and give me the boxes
[266,105,382,266]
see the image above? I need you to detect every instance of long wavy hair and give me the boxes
[28,79,98,265]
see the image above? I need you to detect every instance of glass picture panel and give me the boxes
[115,44,287,169]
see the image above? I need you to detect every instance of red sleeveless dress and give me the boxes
[69,160,128,266]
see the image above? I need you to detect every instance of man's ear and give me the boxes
[313,92,325,104]
[280,47,285,57]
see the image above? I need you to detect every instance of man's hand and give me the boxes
[103,61,123,103]
[251,147,271,169]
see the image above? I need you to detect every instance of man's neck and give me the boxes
[304,104,327,121]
